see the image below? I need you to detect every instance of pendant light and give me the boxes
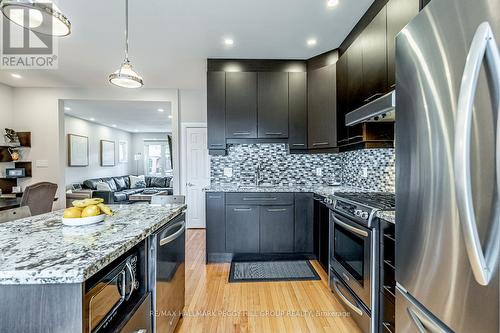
[0,0,71,37]
[109,0,143,88]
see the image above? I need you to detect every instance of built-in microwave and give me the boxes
[84,243,146,333]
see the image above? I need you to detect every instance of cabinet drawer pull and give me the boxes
[209,144,224,147]
[267,208,287,212]
[243,197,277,201]
[233,208,252,212]
[390,84,396,88]
[265,132,283,136]
[364,93,384,102]
[208,195,222,199]
[312,142,329,146]
[233,132,251,136]
[291,143,305,147]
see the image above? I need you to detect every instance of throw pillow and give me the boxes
[130,175,146,189]
[96,182,112,191]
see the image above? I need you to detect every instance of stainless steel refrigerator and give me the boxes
[395,0,500,332]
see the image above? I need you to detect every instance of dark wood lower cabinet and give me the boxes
[206,193,316,262]
[225,205,260,253]
[260,205,294,253]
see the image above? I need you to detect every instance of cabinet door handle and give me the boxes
[364,93,384,103]
[243,197,277,201]
[291,143,305,147]
[233,132,251,136]
[233,208,252,212]
[209,144,224,147]
[390,84,396,88]
[312,142,329,146]
[265,132,283,136]
[267,208,287,212]
[208,195,222,199]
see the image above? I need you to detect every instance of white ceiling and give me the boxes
[64,100,172,133]
[0,0,374,89]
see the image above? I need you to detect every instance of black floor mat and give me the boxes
[229,259,321,283]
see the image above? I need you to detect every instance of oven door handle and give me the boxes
[125,261,135,301]
[332,276,364,316]
[332,215,369,238]
[160,221,186,246]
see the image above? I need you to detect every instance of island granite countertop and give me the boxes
[0,203,185,285]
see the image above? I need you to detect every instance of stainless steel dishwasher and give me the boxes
[149,212,186,333]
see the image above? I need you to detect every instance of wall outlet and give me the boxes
[223,167,233,178]
[362,167,368,178]
[316,167,323,177]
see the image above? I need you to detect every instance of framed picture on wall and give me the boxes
[100,140,115,166]
[68,134,89,167]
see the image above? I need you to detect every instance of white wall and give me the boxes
[179,89,206,123]
[0,83,13,141]
[130,132,170,175]
[65,116,133,185]
[11,87,180,209]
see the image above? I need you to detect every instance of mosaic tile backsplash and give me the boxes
[210,144,395,192]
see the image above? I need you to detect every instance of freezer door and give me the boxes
[396,0,500,332]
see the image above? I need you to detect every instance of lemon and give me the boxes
[81,205,101,218]
[63,207,82,218]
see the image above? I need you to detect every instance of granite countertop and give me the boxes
[376,211,395,224]
[204,184,368,197]
[0,203,186,285]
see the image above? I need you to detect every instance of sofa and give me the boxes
[82,175,173,203]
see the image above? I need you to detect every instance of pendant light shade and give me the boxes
[109,0,143,88]
[109,59,143,89]
[0,0,71,37]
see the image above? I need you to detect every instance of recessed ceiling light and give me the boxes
[327,0,339,7]
[64,106,71,111]
[90,118,95,121]
[112,124,117,127]
[11,73,22,79]
[157,108,164,112]
[307,38,317,47]
[224,38,234,46]
[168,115,173,119]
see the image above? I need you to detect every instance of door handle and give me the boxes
[454,22,500,286]
[186,182,195,187]
[332,214,369,237]
[332,276,363,316]
[364,92,384,103]
[159,221,186,246]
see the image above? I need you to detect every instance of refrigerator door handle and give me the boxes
[454,21,500,286]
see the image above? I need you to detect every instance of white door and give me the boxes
[185,127,209,228]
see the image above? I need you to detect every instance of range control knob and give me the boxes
[354,209,362,217]
[360,212,369,220]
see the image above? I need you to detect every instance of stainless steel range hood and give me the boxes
[345,91,395,126]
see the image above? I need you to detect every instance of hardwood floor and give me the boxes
[175,229,361,333]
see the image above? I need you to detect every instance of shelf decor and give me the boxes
[100,140,115,167]
[68,134,89,167]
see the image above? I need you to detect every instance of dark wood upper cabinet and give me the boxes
[307,64,337,149]
[288,72,308,149]
[336,53,349,145]
[361,6,388,103]
[387,0,419,88]
[347,38,364,112]
[257,72,289,138]
[225,72,257,139]
[207,72,226,150]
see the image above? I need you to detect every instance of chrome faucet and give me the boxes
[255,163,261,186]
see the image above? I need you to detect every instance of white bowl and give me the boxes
[62,214,106,226]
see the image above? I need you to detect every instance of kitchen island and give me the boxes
[0,203,186,333]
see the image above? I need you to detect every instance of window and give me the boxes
[144,140,171,176]
[118,141,128,163]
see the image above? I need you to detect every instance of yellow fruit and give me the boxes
[63,207,82,218]
[97,203,113,216]
[72,198,104,208]
[81,205,101,217]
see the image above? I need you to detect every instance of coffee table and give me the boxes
[128,191,170,202]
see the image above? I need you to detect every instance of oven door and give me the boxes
[330,211,372,309]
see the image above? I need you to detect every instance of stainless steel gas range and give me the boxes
[324,192,395,333]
